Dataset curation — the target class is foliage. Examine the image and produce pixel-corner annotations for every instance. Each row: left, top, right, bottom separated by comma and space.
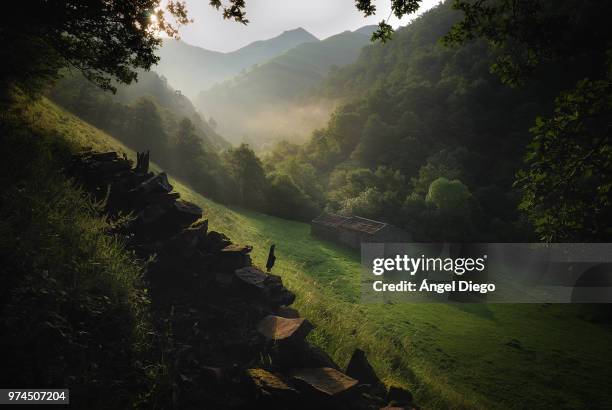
223, 143, 268, 207
355, 0, 422, 42
445, 0, 612, 86
265, 173, 320, 221
268, 3, 545, 241
50, 72, 234, 202
516, 79, 612, 241
0, 0, 191, 94
444, 0, 612, 241
426, 177, 471, 214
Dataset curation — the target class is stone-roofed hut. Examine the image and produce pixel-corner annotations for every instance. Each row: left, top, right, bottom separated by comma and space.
311, 213, 410, 250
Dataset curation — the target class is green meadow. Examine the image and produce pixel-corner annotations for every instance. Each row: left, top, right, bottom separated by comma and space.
28, 98, 612, 409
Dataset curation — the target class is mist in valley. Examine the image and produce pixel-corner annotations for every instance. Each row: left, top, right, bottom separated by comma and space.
153, 26, 377, 149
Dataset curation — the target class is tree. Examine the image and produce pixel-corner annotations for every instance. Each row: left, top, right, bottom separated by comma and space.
426, 177, 472, 215
444, 0, 612, 86
265, 173, 319, 221
0, 0, 191, 95
127, 98, 168, 154
208, 117, 218, 131
413, 150, 463, 195
175, 118, 202, 158
351, 114, 397, 167
516, 80, 612, 241
223, 144, 267, 206
425, 177, 475, 241
354, 0, 422, 42
444, 0, 612, 241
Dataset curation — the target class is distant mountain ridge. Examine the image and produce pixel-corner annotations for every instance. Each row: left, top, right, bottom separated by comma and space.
154, 28, 319, 99
195, 27, 375, 147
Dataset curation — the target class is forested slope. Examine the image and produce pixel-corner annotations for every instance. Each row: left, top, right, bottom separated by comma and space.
265, 2, 584, 241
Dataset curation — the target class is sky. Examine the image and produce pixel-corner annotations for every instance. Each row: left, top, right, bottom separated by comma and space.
174, 0, 441, 52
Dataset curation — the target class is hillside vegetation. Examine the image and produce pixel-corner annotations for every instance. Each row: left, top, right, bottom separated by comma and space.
0, 94, 167, 408
24, 97, 612, 409
263, 1, 612, 243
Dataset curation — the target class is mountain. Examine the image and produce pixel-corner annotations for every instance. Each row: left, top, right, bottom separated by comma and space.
353, 24, 378, 36
195, 27, 375, 148
154, 28, 319, 100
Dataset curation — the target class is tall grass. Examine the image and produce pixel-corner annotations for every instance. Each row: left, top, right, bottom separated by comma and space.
0, 94, 167, 408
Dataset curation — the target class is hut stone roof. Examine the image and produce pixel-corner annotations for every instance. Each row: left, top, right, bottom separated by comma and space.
312, 213, 388, 235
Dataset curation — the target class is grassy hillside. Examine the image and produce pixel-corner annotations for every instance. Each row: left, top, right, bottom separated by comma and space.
25, 98, 612, 409
0, 96, 167, 408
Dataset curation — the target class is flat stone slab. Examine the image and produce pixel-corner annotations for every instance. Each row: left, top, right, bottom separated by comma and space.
221, 244, 253, 254
276, 306, 300, 318
235, 266, 268, 289
292, 367, 358, 396
346, 348, 382, 387
256, 315, 312, 342
246, 368, 297, 395
132, 172, 173, 195
234, 267, 295, 307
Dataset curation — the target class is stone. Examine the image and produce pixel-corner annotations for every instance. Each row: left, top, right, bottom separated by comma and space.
137, 203, 170, 226
135, 200, 201, 239
213, 244, 253, 272
90, 151, 119, 161
222, 244, 253, 254
201, 231, 232, 252
163, 219, 209, 259
234, 267, 295, 307
346, 349, 383, 388
266, 244, 276, 272
142, 192, 181, 205
276, 306, 300, 318
299, 344, 340, 370
201, 366, 225, 385
131, 172, 173, 195
127, 192, 180, 212
246, 368, 297, 398
234, 266, 268, 289
263, 275, 296, 307
214, 272, 234, 287
135, 151, 150, 174
91, 156, 131, 175
256, 315, 313, 342
387, 386, 413, 406
165, 200, 203, 228
292, 368, 358, 397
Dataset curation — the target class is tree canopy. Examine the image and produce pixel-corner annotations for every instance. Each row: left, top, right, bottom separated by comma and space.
1, 1, 191, 94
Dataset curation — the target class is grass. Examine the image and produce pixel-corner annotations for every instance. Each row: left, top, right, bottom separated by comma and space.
0, 95, 170, 408
22, 97, 612, 409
